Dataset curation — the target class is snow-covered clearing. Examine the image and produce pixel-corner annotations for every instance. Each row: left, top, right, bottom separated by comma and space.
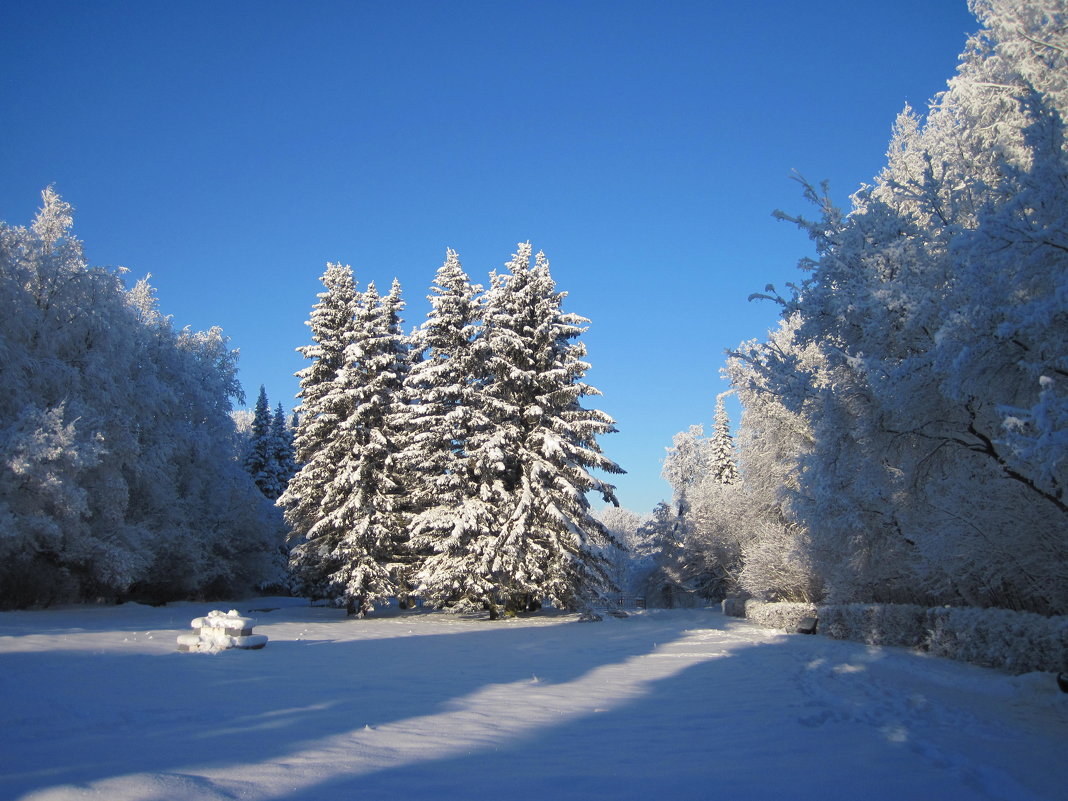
1, 599, 1065, 801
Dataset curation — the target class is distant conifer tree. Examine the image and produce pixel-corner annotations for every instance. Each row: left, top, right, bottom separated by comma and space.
243, 385, 273, 494
708, 393, 739, 485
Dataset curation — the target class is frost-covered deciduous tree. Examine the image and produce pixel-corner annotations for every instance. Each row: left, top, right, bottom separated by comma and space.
729, 0, 1068, 613
475, 243, 624, 616
0, 189, 281, 606
661, 425, 709, 519
594, 506, 647, 598
658, 396, 745, 601
727, 318, 835, 604
231, 408, 255, 457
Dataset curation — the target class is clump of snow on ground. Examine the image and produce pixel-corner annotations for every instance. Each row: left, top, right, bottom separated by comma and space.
1, 599, 1066, 801
178, 609, 266, 653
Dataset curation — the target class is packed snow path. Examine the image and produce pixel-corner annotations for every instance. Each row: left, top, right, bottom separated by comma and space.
1, 600, 1065, 801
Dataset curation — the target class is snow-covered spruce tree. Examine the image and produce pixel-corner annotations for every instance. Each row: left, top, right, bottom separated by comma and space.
244, 393, 297, 502
291, 280, 412, 616
263, 402, 296, 501
376, 278, 418, 603
708, 392, 739, 485
279, 262, 360, 597
474, 243, 624, 617
243, 385, 273, 494
400, 250, 500, 610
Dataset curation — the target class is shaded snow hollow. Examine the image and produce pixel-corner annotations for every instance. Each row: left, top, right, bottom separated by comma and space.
1, 599, 1066, 801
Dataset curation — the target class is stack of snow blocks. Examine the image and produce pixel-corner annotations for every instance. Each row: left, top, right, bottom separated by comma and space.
177, 609, 268, 653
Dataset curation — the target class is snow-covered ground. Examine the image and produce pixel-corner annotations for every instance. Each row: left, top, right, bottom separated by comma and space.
2, 599, 1065, 801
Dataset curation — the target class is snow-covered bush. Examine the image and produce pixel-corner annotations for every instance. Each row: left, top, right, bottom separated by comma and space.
925, 606, 1068, 675
743, 600, 818, 632
743, 600, 1068, 674
721, 597, 747, 617
817, 604, 927, 648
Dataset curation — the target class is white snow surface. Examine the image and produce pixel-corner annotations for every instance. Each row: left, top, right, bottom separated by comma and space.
1, 599, 1066, 801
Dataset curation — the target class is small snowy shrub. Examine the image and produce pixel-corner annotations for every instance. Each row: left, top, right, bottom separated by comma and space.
817, 604, 927, 647
925, 607, 1068, 674
743, 600, 818, 631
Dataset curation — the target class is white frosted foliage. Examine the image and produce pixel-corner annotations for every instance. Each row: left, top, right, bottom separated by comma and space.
721, 0, 1068, 614
0, 189, 282, 606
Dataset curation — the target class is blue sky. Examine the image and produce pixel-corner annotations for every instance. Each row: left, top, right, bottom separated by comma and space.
1, 1, 977, 515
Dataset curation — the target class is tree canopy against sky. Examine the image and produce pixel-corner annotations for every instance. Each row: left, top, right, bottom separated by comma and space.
0, 1, 980, 514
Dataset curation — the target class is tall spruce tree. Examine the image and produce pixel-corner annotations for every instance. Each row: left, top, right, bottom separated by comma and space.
475, 243, 624, 616
303, 280, 411, 616
401, 250, 499, 609
279, 262, 359, 597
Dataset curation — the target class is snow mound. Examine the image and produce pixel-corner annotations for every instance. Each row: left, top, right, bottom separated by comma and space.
178, 609, 266, 653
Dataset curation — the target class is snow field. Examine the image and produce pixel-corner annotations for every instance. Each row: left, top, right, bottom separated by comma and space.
2, 599, 1066, 800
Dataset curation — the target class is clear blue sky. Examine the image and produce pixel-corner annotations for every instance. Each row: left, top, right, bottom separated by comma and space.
1, 1, 977, 515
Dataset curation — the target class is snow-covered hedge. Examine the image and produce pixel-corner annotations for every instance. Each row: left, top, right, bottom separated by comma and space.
818, 604, 927, 648
739, 601, 1068, 674
742, 600, 818, 632
924, 606, 1068, 675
